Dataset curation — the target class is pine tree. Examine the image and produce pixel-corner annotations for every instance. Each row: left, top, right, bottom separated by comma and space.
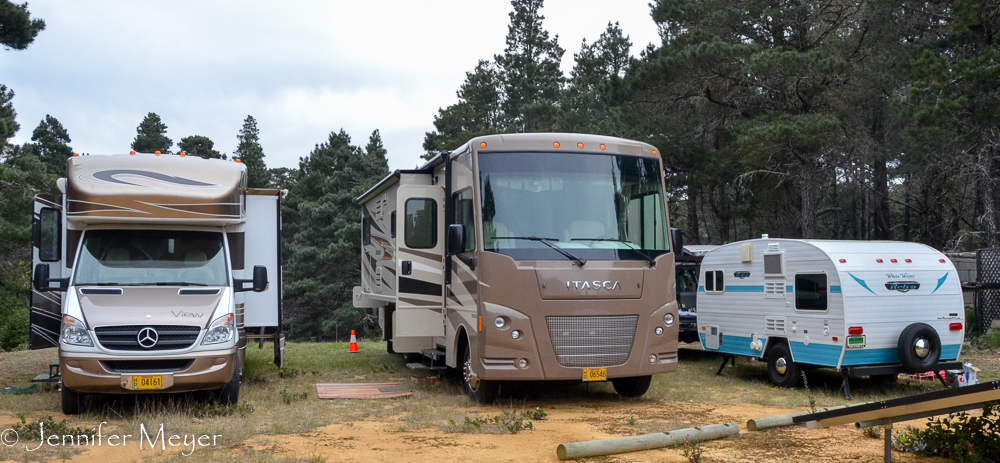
422, 60, 504, 158
29, 114, 71, 176
560, 22, 633, 132
233, 115, 268, 188
496, 0, 565, 132
0, 0, 46, 50
131, 112, 172, 153
282, 129, 388, 340
0, 84, 17, 153
178, 135, 225, 160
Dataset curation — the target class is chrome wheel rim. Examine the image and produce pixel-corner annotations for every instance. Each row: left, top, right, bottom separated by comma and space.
775, 357, 788, 376
914, 338, 930, 359
463, 352, 479, 390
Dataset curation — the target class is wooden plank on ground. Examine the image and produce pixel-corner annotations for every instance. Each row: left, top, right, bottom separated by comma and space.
315, 382, 413, 399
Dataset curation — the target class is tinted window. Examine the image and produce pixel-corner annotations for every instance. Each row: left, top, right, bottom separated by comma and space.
704, 270, 724, 293
39, 208, 61, 262
74, 230, 228, 286
390, 211, 396, 238
795, 274, 828, 311
454, 189, 475, 252
363, 216, 372, 246
405, 198, 437, 249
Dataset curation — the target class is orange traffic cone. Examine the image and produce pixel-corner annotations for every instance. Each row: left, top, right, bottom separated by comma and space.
349, 330, 359, 353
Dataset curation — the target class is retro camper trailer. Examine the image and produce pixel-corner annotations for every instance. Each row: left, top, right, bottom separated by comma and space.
696, 238, 965, 389
353, 133, 681, 402
30, 153, 284, 414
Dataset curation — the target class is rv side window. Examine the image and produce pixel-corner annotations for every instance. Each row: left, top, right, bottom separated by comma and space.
704, 270, 724, 293
405, 198, 437, 249
390, 211, 396, 238
38, 208, 61, 262
362, 216, 372, 246
795, 274, 828, 311
453, 188, 475, 252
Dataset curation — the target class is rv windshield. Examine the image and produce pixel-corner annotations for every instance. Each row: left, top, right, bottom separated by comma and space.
74, 230, 228, 286
479, 151, 668, 262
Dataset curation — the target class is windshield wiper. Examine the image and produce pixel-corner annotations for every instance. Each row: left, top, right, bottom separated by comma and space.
154, 282, 208, 286
570, 238, 657, 267
496, 236, 586, 266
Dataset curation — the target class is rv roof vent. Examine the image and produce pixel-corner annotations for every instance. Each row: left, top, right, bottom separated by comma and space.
767, 242, 780, 252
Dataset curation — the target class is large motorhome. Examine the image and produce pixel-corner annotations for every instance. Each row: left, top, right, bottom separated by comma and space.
30, 153, 284, 414
353, 133, 680, 402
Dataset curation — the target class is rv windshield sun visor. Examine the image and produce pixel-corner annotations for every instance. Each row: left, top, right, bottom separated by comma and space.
65, 154, 247, 225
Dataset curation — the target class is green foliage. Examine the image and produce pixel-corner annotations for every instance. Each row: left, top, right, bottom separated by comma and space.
893, 404, 1000, 462
28, 114, 72, 176
190, 402, 254, 418
423, 60, 505, 158
0, 0, 45, 51
0, 84, 17, 151
982, 330, 1000, 349
233, 115, 268, 188
131, 112, 173, 153
447, 408, 546, 434
560, 22, 633, 133
10, 414, 96, 441
178, 135, 225, 160
681, 438, 703, 463
861, 425, 882, 439
279, 387, 308, 405
282, 129, 388, 340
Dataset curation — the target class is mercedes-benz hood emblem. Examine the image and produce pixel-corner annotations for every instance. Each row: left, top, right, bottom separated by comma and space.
137, 327, 159, 348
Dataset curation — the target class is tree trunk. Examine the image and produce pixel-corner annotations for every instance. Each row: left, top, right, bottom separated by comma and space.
799, 162, 817, 239
687, 182, 700, 244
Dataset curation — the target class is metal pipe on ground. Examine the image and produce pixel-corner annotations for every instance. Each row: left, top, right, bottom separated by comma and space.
747, 405, 853, 431
556, 423, 739, 460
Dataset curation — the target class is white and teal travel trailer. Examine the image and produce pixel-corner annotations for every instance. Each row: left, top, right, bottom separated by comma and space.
696, 238, 965, 393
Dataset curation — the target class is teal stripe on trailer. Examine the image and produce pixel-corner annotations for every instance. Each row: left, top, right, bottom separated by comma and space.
840, 344, 963, 366
726, 285, 764, 292
788, 342, 843, 367
830, 286, 842, 293
699, 333, 767, 358
941, 344, 961, 361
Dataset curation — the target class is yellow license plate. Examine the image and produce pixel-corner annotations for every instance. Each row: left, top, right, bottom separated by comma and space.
582, 368, 607, 382
127, 375, 162, 390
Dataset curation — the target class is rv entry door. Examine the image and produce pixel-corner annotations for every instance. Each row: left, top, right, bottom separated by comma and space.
395, 180, 445, 337
30, 194, 64, 349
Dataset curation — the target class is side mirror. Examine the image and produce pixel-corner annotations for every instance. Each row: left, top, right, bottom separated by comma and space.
33, 263, 50, 291
447, 224, 465, 255
671, 228, 684, 254
252, 265, 268, 292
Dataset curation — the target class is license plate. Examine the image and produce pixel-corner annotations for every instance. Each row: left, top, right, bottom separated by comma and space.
846, 336, 866, 349
582, 368, 607, 382
123, 375, 163, 390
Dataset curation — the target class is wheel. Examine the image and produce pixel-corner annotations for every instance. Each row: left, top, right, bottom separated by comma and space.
897, 323, 941, 373
766, 343, 801, 387
461, 344, 499, 403
61, 383, 82, 415
611, 375, 652, 398
216, 366, 241, 405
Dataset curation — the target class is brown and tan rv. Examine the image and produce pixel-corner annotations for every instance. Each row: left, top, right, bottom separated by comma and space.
354, 133, 680, 402
30, 153, 284, 414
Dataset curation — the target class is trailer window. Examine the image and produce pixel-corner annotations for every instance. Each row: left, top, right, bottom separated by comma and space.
390, 211, 396, 238
38, 208, 61, 262
795, 274, 828, 311
704, 270, 724, 293
454, 189, 475, 252
405, 198, 437, 249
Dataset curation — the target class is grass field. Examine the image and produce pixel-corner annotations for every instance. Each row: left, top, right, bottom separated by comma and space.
0, 341, 996, 462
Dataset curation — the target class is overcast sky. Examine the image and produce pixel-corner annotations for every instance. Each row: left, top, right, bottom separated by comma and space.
2, 1, 661, 171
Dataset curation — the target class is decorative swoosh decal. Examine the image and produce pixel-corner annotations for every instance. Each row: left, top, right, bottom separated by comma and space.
80, 169, 218, 188
932, 272, 949, 294
848, 272, 877, 295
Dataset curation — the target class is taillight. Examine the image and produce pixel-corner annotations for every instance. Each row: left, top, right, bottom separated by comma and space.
848, 326, 863, 335
950, 323, 963, 331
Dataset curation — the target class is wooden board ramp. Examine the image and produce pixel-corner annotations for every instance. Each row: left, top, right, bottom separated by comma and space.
315, 382, 413, 399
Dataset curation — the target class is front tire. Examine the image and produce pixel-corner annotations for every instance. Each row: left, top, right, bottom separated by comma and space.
461, 344, 499, 403
216, 366, 241, 406
611, 375, 652, 398
61, 383, 81, 415
767, 343, 801, 387
897, 323, 941, 373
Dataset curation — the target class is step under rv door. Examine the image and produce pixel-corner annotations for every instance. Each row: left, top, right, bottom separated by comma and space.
394, 181, 445, 337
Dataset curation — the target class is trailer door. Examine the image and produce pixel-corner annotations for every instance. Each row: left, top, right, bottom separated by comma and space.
30, 195, 64, 349
395, 181, 445, 337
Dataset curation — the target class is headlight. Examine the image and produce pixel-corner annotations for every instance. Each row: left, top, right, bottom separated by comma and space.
61, 315, 93, 347
494, 317, 506, 329
664, 313, 675, 326
202, 314, 234, 345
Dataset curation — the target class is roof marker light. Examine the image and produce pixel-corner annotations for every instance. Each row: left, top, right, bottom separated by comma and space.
891, 258, 898, 263
480, 142, 487, 149
72, 153, 79, 157
235, 159, 242, 163
154, 151, 161, 155
940, 259, 946, 263
876, 259, 883, 263
577, 142, 584, 149
600, 144, 606, 150
652, 150, 658, 156
129, 150, 136, 155
553, 142, 560, 148
179, 151, 187, 157
905, 258, 912, 263
839, 259, 846, 263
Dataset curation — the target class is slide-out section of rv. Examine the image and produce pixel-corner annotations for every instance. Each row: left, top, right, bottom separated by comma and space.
696, 238, 964, 389
30, 153, 283, 414
354, 133, 680, 402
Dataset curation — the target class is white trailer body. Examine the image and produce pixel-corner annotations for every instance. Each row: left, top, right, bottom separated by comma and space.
697, 239, 965, 385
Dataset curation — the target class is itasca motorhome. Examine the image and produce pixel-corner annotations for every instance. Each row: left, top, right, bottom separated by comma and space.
353, 133, 680, 402
30, 153, 284, 414
696, 238, 964, 391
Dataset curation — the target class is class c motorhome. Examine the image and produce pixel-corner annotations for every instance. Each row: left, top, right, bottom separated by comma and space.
30, 153, 284, 414
696, 238, 965, 391
354, 133, 681, 402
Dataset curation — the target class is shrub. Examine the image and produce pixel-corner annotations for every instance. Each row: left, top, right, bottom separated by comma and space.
893, 403, 1000, 463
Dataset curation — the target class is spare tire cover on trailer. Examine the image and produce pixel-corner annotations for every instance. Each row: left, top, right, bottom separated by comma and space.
897, 323, 941, 373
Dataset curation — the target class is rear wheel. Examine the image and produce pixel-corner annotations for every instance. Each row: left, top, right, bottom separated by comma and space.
216, 366, 241, 406
61, 383, 81, 415
767, 343, 801, 387
461, 343, 499, 403
611, 375, 652, 398
897, 323, 941, 373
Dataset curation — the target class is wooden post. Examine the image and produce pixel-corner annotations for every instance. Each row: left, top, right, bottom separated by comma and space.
884, 422, 892, 463
556, 423, 739, 460
746, 405, 852, 431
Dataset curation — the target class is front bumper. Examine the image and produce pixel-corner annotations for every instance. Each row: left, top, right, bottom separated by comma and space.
60, 348, 236, 394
